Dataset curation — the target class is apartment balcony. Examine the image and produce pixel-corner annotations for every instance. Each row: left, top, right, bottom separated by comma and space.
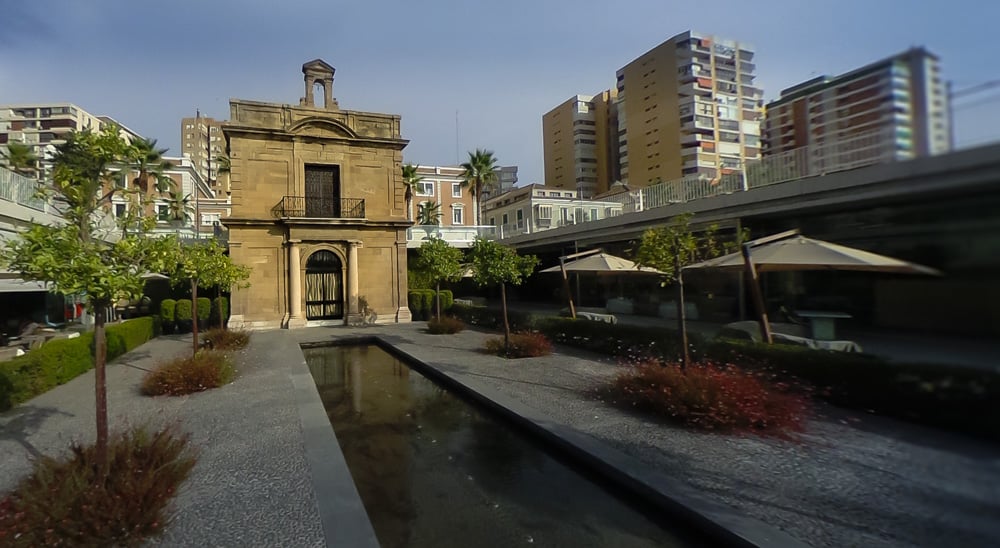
406, 225, 496, 248
270, 196, 366, 219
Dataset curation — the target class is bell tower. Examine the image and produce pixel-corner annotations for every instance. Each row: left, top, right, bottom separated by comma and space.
300, 59, 339, 110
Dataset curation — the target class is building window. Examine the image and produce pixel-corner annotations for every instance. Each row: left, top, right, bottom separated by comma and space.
416, 181, 434, 196
452, 183, 463, 198
201, 213, 221, 226
452, 206, 463, 225
537, 205, 552, 220
590, 208, 599, 220
114, 203, 126, 218
502, 213, 509, 226
157, 205, 169, 221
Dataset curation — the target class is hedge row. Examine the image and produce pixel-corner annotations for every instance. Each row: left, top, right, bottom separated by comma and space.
0, 316, 160, 411
160, 297, 228, 333
452, 304, 1000, 441
407, 290, 453, 321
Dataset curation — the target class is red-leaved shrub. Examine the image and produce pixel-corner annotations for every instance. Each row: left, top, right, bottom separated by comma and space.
202, 327, 250, 351
0, 425, 197, 547
485, 332, 553, 358
427, 316, 465, 334
141, 350, 234, 396
609, 360, 810, 435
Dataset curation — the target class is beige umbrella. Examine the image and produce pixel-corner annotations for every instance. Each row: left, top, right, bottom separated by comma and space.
541, 251, 663, 318
683, 235, 941, 275
683, 230, 941, 343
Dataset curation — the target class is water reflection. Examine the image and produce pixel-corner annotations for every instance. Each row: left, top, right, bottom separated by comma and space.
304, 344, 688, 548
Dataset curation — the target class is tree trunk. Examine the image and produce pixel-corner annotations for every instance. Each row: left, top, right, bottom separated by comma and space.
501, 281, 510, 353
435, 280, 442, 321
475, 180, 482, 226
674, 247, 691, 371
191, 280, 199, 356
94, 303, 109, 468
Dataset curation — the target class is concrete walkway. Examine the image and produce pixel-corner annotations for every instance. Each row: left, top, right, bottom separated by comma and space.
0, 333, 375, 547
297, 323, 1000, 548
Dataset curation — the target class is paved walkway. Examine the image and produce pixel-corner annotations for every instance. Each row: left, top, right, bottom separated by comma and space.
297, 323, 1000, 548
0, 333, 354, 547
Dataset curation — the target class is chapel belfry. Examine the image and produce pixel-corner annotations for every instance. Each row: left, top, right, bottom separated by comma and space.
300, 59, 339, 110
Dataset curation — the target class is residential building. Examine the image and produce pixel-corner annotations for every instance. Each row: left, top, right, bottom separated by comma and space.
542, 90, 619, 197
0, 103, 137, 181
763, 47, 950, 161
492, 165, 519, 196
407, 164, 490, 248
180, 115, 226, 190
223, 59, 411, 328
482, 184, 624, 239
616, 31, 764, 187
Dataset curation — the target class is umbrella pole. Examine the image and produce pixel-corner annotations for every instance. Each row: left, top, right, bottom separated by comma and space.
560, 258, 576, 319
741, 243, 773, 344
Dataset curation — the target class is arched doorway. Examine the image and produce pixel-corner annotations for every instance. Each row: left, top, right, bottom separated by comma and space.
305, 250, 343, 320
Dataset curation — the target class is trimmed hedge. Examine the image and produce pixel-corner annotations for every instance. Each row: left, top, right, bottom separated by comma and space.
0, 317, 159, 411
436, 290, 454, 313
210, 297, 229, 328
407, 289, 439, 320
452, 304, 1000, 441
175, 299, 192, 333
159, 299, 176, 324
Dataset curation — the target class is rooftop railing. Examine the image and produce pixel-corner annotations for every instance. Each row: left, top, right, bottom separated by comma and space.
0, 168, 46, 211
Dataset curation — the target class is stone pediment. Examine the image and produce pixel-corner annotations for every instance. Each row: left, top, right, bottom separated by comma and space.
288, 117, 358, 140
302, 59, 335, 73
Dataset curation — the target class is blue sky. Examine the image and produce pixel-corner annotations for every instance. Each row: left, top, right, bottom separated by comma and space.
2, 0, 996, 183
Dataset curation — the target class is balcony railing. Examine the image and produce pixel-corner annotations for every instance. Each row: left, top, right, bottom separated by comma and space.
271, 196, 366, 219
406, 225, 496, 248
0, 167, 46, 211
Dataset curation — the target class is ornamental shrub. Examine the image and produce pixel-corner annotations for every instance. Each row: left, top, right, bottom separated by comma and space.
0, 425, 196, 547
608, 360, 810, 435
141, 350, 234, 397
427, 317, 465, 334
159, 299, 176, 334
484, 332, 553, 359
174, 299, 192, 333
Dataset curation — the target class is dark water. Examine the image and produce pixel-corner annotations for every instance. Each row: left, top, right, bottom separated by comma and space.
304, 344, 691, 548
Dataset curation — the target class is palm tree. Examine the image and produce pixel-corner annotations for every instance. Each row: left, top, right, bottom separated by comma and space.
416, 201, 442, 226
1, 142, 39, 176
130, 138, 175, 194
459, 149, 498, 226
165, 190, 194, 226
401, 164, 423, 221
214, 153, 231, 174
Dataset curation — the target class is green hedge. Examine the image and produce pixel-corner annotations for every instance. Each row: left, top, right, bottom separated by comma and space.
175, 299, 192, 321
407, 289, 439, 320
160, 299, 176, 333
436, 290, 454, 313
0, 317, 159, 411
196, 297, 211, 322
210, 297, 229, 328
452, 304, 1000, 441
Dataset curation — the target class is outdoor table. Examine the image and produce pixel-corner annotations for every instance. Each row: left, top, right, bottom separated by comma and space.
795, 310, 852, 341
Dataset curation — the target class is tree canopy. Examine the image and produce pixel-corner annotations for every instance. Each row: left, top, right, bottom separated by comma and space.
468, 237, 537, 288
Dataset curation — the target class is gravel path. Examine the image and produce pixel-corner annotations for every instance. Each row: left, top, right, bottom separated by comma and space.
297, 323, 1000, 548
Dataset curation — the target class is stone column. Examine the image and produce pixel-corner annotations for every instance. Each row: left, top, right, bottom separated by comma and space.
288, 240, 303, 322
395, 239, 412, 323
346, 240, 361, 324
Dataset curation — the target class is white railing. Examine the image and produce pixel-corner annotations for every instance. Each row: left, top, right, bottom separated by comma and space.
605, 128, 898, 214
407, 225, 497, 248
0, 167, 46, 211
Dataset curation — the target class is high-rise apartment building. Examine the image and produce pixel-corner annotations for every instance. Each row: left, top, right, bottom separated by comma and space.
616, 31, 764, 187
180, 115, 226, 188
763, 47, 950, 160
0, 103, 139, 180
542, 90, 619, 197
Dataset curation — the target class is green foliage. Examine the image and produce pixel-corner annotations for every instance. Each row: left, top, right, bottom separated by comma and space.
633, 213, 738, 283
437, 289, 454, 312
167, 239, 251, 294
419, 290, 435, 319
141, 351, 234, 396
175, 299, 192, 322
159, 299, 176, 323
484, 333, 553, 358
401, 164, 422, 208
407, 267, 434, 290
0, 318, 158, 411
1, 141, 39, 175
468, 237, 538, 288
0, 425, 196, 546
450, 303, 540, 331
196, 298, 211, 321
413, 239, 464, 287
407, 291, 423, 318
416, 201, 442, 226
427, 317, 465, 334
460, 148, 499, 225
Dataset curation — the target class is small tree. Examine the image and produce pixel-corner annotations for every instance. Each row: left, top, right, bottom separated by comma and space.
633, 213, 742, 369
1, 141, 39, 176
468, 237, 538, 350
1, 126, 175, 465
413, 238, 464, 320
416, 201, 442, 226
167, 238, 251, 356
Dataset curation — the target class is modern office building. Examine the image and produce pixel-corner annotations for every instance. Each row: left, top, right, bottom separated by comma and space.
0, 103, 138, 180
763, 47, 950, 160
542, 90, 619, 197
615, 31, 764, 187
180, 115, 226, 190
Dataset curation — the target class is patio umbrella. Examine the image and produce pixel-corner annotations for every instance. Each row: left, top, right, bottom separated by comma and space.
541, 251, 663, 318
683, 230, 941, 343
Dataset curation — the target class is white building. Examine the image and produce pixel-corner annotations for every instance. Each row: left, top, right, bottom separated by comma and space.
482, 184, 624, 239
